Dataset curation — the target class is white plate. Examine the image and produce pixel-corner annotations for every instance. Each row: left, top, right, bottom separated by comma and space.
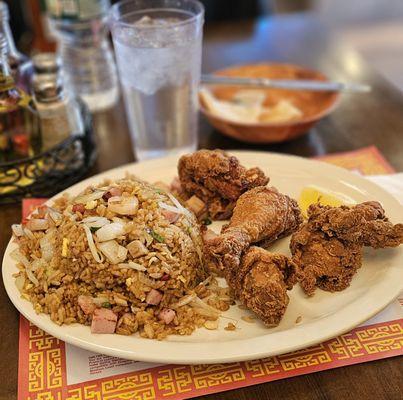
3, 151, 403, 364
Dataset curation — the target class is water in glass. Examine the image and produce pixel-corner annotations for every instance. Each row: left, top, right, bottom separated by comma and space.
111, 3, 203, 160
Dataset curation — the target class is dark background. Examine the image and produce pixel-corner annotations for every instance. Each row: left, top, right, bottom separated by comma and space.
5, 0, 312, 55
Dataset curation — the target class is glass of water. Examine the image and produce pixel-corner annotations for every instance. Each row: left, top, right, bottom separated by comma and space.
109, 0, 204, 160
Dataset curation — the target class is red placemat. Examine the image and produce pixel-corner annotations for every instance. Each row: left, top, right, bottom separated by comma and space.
17, 146, 402, 400
315, 145, 396, 174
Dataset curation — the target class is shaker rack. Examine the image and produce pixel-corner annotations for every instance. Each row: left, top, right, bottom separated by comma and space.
0, 103, 96, 204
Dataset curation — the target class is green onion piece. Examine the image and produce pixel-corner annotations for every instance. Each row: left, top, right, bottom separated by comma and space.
150, 229, 165, 243
101, 302, 112, 309
202, 218, 212, 225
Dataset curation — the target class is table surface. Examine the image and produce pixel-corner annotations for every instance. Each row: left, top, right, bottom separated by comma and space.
1, 13, 402, 400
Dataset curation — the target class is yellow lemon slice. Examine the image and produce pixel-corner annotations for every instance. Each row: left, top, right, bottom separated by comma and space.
299, 185, 355, 218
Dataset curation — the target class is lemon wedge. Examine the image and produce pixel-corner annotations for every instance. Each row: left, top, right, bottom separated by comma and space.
299, 185, 355, 218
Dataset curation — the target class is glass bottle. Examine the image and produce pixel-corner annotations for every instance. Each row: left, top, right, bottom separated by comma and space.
0, 34, 42, 162
0, 1, 29, 88
45, 0, 119, 112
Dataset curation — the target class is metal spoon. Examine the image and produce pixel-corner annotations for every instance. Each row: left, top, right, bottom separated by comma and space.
201, 74, 371, 93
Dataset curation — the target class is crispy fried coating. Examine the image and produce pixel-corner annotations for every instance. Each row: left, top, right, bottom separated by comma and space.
203, 186, 302, 325
291, 226, 362, 295
291, 202, 403, 295
226, 246, 298, 326
307, 201, 403, 248
178, 149, 269, 219
205, 186, 303, 271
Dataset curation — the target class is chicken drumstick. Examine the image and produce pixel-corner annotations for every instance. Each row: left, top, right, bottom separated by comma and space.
205, 186, 303, 271
227, 246, 298, 326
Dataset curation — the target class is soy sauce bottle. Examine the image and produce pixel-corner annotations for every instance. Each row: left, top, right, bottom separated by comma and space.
0, 34, 42, 162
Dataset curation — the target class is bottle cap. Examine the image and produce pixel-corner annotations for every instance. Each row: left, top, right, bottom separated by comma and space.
33, 74, 64, 102
0, 2, 9, 20
32, 53, 61, 75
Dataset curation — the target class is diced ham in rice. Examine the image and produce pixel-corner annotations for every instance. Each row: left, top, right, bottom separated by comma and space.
161, 209, 179, 224
91, 308, 118, 334
78, 295, 96, 315
72, 204, 85, 213
11, 176, 224, 341
158, 308, 176, 324
146, 289, 163, 305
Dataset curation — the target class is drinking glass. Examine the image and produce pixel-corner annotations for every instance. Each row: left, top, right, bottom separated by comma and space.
109, 0, 204, 160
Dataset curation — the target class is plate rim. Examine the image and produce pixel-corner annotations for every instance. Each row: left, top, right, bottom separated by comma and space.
3, 150, 403, 364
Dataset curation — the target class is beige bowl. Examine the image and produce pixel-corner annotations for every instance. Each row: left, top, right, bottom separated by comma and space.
199, 63, 340, 143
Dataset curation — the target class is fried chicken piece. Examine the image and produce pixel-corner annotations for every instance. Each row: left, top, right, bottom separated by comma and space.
291, 226, 363, 295
178, 149, 269, 219
308, 201, 403, 248
290, 202, 403, 295
205, 186, 303, 271
226, 246, 298, 326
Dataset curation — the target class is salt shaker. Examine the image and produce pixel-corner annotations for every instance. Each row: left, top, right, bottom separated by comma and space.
33, 73, 84, 150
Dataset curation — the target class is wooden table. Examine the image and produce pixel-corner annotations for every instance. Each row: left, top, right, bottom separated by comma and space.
1, 13, 402, 400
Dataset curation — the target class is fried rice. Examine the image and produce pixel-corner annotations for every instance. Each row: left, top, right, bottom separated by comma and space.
11, 177, 231, 340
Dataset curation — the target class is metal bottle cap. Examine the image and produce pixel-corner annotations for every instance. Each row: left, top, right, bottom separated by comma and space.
33, 74, 64, 102
32, 53, 61, 75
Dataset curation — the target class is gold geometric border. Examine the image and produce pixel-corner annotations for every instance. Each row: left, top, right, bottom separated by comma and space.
19, 317, 402, 400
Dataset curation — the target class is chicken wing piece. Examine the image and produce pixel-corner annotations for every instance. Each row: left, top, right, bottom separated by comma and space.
290, 226, 363, 296
227, 246, 298, 326
307, 201, 403, 247
205, 186, 303, 271
178, 149, 269, 220
290, 201, 403, 295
